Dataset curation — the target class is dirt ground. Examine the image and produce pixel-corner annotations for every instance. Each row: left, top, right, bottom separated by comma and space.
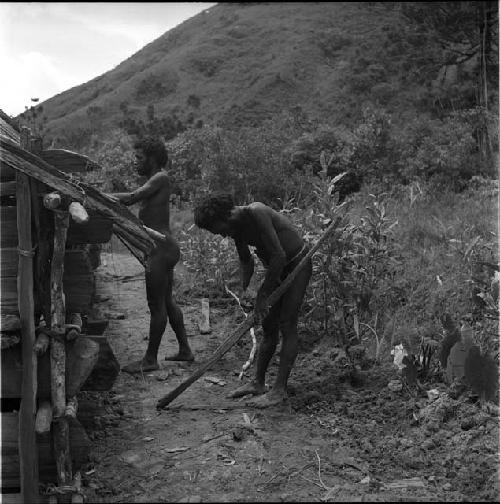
80, 251, 499, 503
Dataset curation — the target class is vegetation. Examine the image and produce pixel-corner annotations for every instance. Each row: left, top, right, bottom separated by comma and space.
10, 2, 498, 392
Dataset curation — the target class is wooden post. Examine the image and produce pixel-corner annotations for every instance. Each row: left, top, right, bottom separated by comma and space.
17, 126, 39, 503
50, 209, 73, 487
199, 298, 211, 334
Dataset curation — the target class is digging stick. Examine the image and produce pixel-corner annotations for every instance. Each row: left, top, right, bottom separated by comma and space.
156, 214, 343, 410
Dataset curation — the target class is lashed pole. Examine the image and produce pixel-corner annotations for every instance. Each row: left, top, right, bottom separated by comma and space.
17, 127, 39, 503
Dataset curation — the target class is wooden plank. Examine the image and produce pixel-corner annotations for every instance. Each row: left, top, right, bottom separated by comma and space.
0, 314, 21, 332
16, 127, 39, 503
2, 412, 90, 490
1, 247, 18, 276
0, 113, 20, 144
40, 149, 102, 173
1, 135, 156, 254
0, 277, 18, 315
0, 180, 17, 195
0, 494, 25, 504
0, 206, 18, 247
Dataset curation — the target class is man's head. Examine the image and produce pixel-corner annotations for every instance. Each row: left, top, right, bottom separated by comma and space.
133, 137, 168, 175
193, 193, 235, 237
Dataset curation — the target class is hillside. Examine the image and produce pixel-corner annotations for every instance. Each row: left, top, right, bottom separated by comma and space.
28, 2, 468, 148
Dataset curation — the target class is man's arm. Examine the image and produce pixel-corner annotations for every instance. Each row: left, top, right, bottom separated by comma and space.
235, 237, 254, 290
110, 173, 167, 206
251, 207, 287, 313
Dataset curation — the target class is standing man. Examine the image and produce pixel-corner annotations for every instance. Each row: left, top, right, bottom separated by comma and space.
193, 193, 312, 408
111, 137, 194, 373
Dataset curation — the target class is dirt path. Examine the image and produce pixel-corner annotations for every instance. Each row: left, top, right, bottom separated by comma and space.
81, 252, 499, 503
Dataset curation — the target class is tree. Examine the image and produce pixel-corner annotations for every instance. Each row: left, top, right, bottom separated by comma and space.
402, 1, 498, 164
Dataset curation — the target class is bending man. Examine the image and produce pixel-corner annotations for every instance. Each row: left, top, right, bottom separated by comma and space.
194, 193, 311, 408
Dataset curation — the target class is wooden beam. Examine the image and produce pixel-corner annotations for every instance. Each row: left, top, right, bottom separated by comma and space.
2, 412, 90, 491
16, 126, 39, 503
0, 206, 18, 247
0, 180, 17, 196
0, 313, 21, 331
40, 148, 102, 173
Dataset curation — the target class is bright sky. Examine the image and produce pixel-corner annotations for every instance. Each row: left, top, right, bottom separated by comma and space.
0, 2, 216, 117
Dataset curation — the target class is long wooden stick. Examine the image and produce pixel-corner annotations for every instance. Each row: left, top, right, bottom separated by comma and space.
16, 127, 39, 503
156, 215, 343, 410
50, 210, 73, 485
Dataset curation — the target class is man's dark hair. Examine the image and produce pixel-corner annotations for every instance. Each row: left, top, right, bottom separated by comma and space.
134, 137, 168, 167
193, 193, 234, 229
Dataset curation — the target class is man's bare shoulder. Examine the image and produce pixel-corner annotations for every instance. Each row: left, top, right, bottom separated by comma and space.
247, 202, 274, 215
149, 171, 170, 183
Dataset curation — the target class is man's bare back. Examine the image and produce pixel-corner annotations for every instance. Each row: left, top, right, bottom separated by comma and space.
137, 171, 171, 234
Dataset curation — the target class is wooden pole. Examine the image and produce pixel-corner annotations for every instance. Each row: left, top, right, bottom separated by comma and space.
156, 215, 344, 409
17, 126, 40, 503
50, 209, 73, 487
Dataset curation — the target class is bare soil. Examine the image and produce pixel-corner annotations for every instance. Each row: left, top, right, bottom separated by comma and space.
80, 252, 499, 503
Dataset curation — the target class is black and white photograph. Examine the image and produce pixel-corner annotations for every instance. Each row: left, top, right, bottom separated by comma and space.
0, 2, 498, 502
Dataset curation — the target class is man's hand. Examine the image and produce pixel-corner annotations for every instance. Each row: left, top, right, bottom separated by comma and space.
239, 259, 254, 291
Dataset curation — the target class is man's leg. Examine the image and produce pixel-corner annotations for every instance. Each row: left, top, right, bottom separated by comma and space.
247, 259, 312, 407
228, 303, 280, 398
122, 252, 167, 373
165, 269, 194, 361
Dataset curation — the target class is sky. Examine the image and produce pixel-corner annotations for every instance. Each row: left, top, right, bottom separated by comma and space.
0, 2, 216, 117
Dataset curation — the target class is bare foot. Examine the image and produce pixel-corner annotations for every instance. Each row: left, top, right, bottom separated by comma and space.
227, 381, 266, 399
164, 352, 194, 362
121, 359, 159, 374
245, 391, 287, 408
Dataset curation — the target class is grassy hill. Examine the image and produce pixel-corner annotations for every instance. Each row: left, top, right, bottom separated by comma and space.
30, 2, 473, 148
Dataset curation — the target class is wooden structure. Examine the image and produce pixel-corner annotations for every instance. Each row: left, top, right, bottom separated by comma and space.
0, 115, 160, 503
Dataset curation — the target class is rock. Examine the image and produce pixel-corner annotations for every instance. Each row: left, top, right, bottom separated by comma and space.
460, 418, 475, 430
443, 482, 452, 491
388, 379, 403, 392
426, 389, 440, 401
232, 427, 246, 442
